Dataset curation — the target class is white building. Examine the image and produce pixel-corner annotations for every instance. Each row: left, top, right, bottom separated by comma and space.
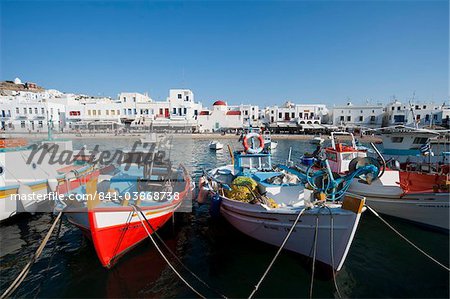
384, 100, 448, 128
332, 102, 384, 129
264, 101, 328, 125
0, 94, 66, 132
197, 101, 243, 132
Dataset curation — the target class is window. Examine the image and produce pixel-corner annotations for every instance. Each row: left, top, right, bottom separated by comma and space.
133, 97, 136, 102
186, 96, 189, 101
123, 97, 126, 102
423, 105, 426, 109
291, 112, 295, 118
127, 109, 132, 115
133, 109, 137, 115
278, 112, 282, 119
38, 121, 43, 128
413, 137, 428, 144
16, 108, 19, 114
245, 110, 248, 115
98, 110, 101, 115
391, 107, 395, 111
106, 110, 109, 115
392, 137, 404, 143
111, 110, 115, 115
397, 107, 400, 111
299, 112, 303, 118
123, 109, 127, 115
173, 108, 177, 114
370, 115, 376, 122
425, 114, 430, 121
326, 152, 337, 161
34, 108, 38, 114
21, 121, 25, 128
41, 108, 45, 114
358, 116, 363, 122
433, 114, 438, 120
29, 108, 32, 114
88, 110, 91, 116
340, 116, 345, 121
194, 110, 198, 116
117, 110, 120, 115
415, 105, 419, 110
23, 108, 27, 114
347, 116, 351, 122
393, 115, 405, 123
93, 110, 97, 116
184, 108, 187, 115
178, 94, 182, 99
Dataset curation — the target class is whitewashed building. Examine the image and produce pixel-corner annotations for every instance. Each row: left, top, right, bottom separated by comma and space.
384, 100, 448, 127
197, 101, 243, 132
332, 102, 384, 129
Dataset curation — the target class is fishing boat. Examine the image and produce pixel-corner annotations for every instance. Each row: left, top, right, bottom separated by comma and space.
64, 142, 192, 268
209, 140, 224, 150
200, 130, 378, 271
0, 134, 102, 222
295, 131, 450, 231
310, 134, 325, 145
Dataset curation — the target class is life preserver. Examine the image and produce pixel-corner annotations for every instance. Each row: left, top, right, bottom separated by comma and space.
243, 133, 264, 154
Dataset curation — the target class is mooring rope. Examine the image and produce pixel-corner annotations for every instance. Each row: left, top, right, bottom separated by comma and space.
133, 205, 228, 299
247, 207, 307, 299
1, 211, 63, 299
131, 205, 208, 299
327, 207, 342, 299
32, 215, 63, 299
309, 215, 319, 299
366, 205, 450, 272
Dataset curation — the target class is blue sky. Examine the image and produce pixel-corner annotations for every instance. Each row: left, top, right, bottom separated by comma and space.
1, 1, 448, 106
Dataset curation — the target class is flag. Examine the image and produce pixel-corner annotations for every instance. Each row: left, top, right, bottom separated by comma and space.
420, 141, 433, 156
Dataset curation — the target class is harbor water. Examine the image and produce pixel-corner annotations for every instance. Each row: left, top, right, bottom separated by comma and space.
0, 138, 448, 298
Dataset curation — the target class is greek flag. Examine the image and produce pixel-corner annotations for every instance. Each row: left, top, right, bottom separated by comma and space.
420, 142, 433, 156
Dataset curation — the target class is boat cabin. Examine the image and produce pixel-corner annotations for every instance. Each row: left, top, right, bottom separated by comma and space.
325, 132, 367, 174
234, 152, 272, 175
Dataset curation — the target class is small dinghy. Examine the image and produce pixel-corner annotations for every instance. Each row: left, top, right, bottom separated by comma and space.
64, 141, 192, 268
200, 130, 378, 271
209, 140, 224, 150
310, 134, 324, 145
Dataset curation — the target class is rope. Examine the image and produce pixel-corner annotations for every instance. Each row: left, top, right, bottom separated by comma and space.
134, 205, 228, 299
366, 205, 450, 272
131, 205, 207, 299
324, 206, 342, 299
309, 215, 319, 299
32, 215, 63, 298
0, 211, 63, 299
247, 207, 307, 299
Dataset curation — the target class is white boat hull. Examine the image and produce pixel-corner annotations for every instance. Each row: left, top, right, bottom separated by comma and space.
220, 198, 363, 271
348, 174, 449, 231
364, 193, 449, 230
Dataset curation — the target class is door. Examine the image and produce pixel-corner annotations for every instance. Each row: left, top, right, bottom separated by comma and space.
164, 108, 169, 118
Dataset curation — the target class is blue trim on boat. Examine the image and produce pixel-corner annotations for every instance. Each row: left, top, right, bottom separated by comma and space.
382, 148, 421, 156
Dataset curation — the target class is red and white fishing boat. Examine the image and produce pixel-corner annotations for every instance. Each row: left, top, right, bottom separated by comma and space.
297, 132, 450, 231
65, 150, 192, 268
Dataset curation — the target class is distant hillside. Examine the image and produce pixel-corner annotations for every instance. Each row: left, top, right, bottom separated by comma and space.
0, 80, 45, 93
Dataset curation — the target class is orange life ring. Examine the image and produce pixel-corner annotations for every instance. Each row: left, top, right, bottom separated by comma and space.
243, 133, 264, 154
